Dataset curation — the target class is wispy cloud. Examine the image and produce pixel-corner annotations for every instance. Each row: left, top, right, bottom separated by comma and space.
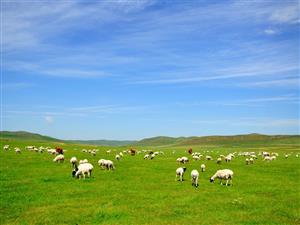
45, 116, 54, 124
239, 78, 299, 88
1, 82, 35, 90
264, 29, 277, 35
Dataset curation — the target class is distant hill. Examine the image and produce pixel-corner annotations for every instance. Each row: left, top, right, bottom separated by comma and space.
0, 131, 136, 146
69, 140, 136, 146
1, 131, 299, 147
0, 131, 61, 142
136, 133, 300, 146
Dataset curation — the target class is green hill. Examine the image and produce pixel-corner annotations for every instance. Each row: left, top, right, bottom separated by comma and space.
1, 131, 299, 147
0, 131, 135, 146
69, 140, 136, 146
0, 131, 61, 142
136, 133, 300, 147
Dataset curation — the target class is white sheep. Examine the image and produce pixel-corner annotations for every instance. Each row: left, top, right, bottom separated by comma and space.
79, 159, 88, 164
115, 154, 120, 161
15, 148, 21, 154
176, 157, 188, 164
216, 158, 222, 164
250, 158, 254, 164
74, 163, 94, 179
200, 164, 206, 172
70, 157, 77, 167
245, 158, 249, 165
144, 154, 150, 159
175, 167, 186, 182
191, 169, 199, 187
3, 145, 9, 151
98, 159, 115, 170
53, 154, 64, 163
263, 156, 272, 161
206, 156, 212, 160
193, 155, 200, 161
150, 154, 155, 160
210, 169, 233, 186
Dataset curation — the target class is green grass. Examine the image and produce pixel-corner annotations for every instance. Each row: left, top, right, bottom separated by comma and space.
0, 140, 299, 225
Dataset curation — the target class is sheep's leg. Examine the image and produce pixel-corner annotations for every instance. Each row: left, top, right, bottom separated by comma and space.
226, 179, 229, 186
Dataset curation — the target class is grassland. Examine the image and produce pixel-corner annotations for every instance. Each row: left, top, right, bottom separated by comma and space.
0, 139, 299, 225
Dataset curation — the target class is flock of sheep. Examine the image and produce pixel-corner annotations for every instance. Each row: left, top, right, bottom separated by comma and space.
3, 144, 299, 188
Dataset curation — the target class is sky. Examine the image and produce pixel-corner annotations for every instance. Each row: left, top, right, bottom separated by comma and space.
1, 0, 299, 140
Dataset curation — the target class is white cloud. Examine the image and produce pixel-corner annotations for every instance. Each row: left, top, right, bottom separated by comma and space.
269, 4, 299, 24
45, 116, 54, 124
264, 29, 277, 35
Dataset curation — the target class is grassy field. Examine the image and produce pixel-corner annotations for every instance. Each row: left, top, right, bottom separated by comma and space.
0, 140, 299, 225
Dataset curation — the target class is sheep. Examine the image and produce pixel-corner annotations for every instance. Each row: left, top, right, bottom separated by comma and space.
98, 159, 115, 170
70, 157, 77, 167
210, 169, 234, 186
115, 154, 121, 161
53, 154, 64, 163
73, 163, 94, 179
150, 154, 155, 160
206, 156, 212, 160
193, 155, 200, 161
3, 145, 10, 151
175, 167, 186, 182
216, 158, 222, 164
285, 154, 289, 159
191, 169, 199, 187
225, 156, 232, 163
144, 154, 150, 159
245, 158, 249, 165
200, 164, 206, 172
263, 156, 272, 161
176, 157, 188, 164
15, 148, 21, 154
250, 158, 254, 164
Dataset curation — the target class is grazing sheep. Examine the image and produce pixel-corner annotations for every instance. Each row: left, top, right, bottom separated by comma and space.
216, 158, 222, 164
15, 148, 21, 154
144, 154, 150, 159
191, 169, 199, 187
175, 167, 187, 182
53, 154, 64, 163
263, 156, 272, 161
245, 158, 249, 165
193, 155, 200, 161
115, 154, 121, 161
206, 156, 212, 160
98, 159, 115, 170
150, 154, 155, 160
74, 163, 94, 179
70, 157, 77, 167
285, 154, 289, 159
225, 156, 232, 163
200, 164, 206, 172
250, 158, 254, 164
210, 169, 233, 186
3, 145, 9, 151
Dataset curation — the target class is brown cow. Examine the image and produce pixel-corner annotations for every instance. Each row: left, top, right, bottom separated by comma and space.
55, 147, 64, 155
188, 148, 193, 155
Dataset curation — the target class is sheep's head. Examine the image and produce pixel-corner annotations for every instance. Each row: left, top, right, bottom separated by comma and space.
210, 177, 215, 182
183, 167, 187, 172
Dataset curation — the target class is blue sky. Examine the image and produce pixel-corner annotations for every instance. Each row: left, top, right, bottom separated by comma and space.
1, 0, 299, 140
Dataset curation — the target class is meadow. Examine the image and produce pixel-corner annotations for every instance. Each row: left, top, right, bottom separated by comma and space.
0, 140, 299, 225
